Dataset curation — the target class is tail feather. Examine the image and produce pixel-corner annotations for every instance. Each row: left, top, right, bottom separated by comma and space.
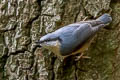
96, 13, 112, 24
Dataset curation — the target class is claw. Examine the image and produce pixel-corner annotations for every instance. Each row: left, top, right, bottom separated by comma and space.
75, 53, 91, 61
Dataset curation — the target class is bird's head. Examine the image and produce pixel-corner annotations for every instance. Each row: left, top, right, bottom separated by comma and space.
35, 33, 61, 51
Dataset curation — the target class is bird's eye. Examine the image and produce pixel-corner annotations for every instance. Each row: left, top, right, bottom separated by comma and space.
47, 39, 50, 41
58, 37, 62, 43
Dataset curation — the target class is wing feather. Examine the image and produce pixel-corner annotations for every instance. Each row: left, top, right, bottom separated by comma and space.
60, 23, 95, 56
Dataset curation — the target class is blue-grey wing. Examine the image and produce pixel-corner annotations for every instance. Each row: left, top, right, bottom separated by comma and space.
72, 23, 95, 51
56, 24, 81, 55
72, 23, 94, 44
59, 23, 95, 56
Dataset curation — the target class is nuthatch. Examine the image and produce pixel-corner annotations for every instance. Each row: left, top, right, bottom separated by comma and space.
36, 14, 112, 59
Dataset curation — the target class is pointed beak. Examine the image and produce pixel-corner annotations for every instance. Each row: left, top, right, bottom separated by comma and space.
35, 40, 42, 47
35, 41, 41, 44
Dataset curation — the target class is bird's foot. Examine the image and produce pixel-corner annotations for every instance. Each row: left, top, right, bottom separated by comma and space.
75, 56, 91, 61
75, 53, 91, 61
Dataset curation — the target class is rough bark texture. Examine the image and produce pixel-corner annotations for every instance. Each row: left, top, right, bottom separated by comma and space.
0, 0, 120, 80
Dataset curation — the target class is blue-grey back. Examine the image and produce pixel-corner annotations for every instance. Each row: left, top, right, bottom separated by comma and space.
57, 23, 94, 56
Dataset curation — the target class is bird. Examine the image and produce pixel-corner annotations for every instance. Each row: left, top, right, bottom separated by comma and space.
36, 13, 112, 60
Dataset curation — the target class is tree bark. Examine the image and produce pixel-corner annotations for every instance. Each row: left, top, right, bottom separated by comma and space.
0, 0, 120, 80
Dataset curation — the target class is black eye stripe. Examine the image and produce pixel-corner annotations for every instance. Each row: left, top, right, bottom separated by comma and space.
58, 37, 62, 42
40, 37, 60, 43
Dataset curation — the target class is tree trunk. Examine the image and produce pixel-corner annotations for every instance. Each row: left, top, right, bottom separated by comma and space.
0, 0, 120, 80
